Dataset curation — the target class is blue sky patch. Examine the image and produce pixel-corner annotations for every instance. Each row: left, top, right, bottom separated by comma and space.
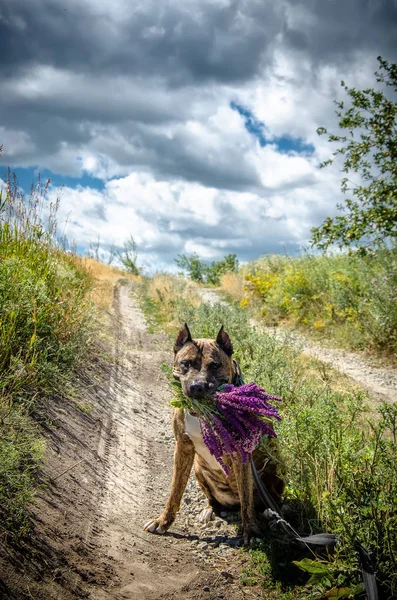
0, 166, 105, 195
231, 101, 314, 155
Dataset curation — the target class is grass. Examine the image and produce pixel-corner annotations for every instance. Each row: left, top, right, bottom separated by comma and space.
140, 273, 201, 331
81, 257, 141, 311
140, 275, 397, 599
220, 249, 397, 357
0, 173, 96, 538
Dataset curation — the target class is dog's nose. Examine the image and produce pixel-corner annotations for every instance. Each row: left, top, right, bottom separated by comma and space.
189, 381, 208, 397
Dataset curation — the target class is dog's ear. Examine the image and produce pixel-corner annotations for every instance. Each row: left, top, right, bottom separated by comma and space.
216, 325, 233, 356
174, 323, 192, 354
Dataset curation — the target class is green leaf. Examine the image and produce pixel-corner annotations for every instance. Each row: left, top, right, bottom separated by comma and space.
293, 558, 330, 574
169, 399, 185, 408
308, 572, 332, 586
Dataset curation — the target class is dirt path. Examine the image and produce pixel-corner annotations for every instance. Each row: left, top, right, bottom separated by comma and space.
0, 283, 257, 600
88, 284, 250, 600
260, 326, 397, 404
195, 287, 397, 404
88, 283, 257, 600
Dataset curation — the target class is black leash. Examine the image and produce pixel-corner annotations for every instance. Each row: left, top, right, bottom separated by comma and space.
231, 367, 379, 599
251, 461, 338, 550
355, 543, 379, 600
251, 460, 379, 600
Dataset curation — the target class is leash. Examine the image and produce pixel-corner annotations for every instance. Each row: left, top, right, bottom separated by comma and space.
251, 460, 379, 600
251, 461, 338, 551
230, 365, 379, 599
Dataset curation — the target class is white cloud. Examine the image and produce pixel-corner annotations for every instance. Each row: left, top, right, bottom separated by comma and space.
1, 0, 395, 269
51, 137, 343, 272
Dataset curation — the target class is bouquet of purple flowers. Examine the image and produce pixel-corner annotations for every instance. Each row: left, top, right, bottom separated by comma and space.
170, 382, 282, 475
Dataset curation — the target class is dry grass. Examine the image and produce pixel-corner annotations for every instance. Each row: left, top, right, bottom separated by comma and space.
145, 274, 200, 327
80, 258, 141, 310
219, 271, 245, 302
147, 274, 199, 305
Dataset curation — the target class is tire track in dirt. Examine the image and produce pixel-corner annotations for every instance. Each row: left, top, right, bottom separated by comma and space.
88, 283, 198, 599
86, 283, 249, 600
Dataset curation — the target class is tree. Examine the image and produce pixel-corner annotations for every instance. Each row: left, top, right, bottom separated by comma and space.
311, 56, 397, 252
175, 252, 239, 284
206, 253, 239, 285
175, 253, 207, 282
118, 235, 140, 275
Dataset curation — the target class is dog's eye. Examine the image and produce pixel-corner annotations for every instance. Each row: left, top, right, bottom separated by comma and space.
180, 360, 190, 370
209, 361, 220, 370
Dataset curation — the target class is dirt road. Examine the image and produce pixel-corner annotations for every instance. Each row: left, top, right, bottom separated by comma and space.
196, 287, 397, 404
0, 283, 253, 600
90, 284, 249, 600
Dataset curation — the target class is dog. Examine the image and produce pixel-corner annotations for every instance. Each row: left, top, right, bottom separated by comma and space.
144, 324, 285, 543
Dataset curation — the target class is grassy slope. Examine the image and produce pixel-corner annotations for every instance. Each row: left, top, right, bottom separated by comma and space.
220, 249, 397, 357
0, 178, 137, 540
141, 274, 397, 600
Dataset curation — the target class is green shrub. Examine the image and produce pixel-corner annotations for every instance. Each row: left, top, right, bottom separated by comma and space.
0, 175, 93, 536
242, 248, 397, 353
175, 252, 239, 285
142, 287, 397, 598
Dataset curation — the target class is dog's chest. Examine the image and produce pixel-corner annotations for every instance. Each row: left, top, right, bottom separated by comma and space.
184, 411, 222, 472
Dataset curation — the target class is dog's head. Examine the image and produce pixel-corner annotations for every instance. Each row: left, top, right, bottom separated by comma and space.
173, 323, 239, 400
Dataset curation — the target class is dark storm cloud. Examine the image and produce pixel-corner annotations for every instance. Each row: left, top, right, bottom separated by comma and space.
1, 0, 396, 184
3, 0, 393, 90
0, 0, 280, 83
283, 0, 397, 66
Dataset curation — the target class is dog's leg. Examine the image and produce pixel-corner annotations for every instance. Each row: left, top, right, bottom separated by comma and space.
232, 457, 262, 544
194, 459, 222, 523
144, 439, 195, 534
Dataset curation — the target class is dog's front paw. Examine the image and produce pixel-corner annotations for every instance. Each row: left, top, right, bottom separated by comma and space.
143, 517, 172, 534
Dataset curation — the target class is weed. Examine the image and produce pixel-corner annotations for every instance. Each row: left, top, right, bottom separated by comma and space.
226, 248, 397, 355
140, 284, 397, 598
0, 173, 93, 537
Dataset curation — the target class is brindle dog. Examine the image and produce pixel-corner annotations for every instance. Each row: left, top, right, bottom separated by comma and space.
144, 324, 285, 543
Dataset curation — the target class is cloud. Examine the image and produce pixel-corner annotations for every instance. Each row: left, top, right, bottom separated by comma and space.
51, 155, 342, 272
0, 0, 282, 82
0, 0, 395, 269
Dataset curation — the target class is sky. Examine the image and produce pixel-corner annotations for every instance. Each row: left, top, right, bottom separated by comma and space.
1, 0, 396, 272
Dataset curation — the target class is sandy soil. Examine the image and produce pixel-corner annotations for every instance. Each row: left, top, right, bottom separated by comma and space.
0, 284, 257, 600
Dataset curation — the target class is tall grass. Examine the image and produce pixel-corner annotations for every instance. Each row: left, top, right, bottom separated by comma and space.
141, 273, 200, 330
81, 257, 141, 311
141, 281, 397, 599
226, 249, 397, 355
0, 173, 93, 536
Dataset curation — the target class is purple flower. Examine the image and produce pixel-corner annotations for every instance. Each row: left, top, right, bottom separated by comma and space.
197, 382, 282, 475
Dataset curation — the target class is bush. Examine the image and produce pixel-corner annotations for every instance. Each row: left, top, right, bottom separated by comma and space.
241, 248, 397, 353
0, 174, 93, 536
141, 284, 397, 598
141, 273, 200, 330
175, 252, 239, 285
